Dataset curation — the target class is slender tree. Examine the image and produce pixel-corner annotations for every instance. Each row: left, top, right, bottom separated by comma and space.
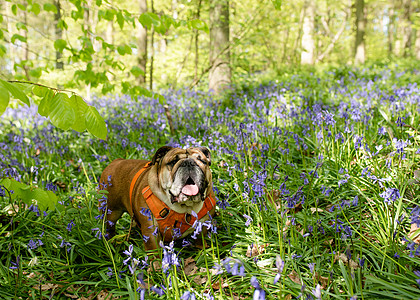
54, 0, 64, 70
137, 0, 147, 85
354, 0, 366, 64
209, 0, 231, 94
401, 0, 412, 57
301, 0, 316, 65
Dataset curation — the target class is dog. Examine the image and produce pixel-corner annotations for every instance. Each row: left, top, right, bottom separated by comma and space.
99, 146, 216, 252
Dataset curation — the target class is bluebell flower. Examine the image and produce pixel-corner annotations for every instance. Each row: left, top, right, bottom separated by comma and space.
393, 138, 409, 154
378, 126, 386, 135
150, 285, 166, 296
106, 267, 113, 277
380, 188, 400, 204
160, 241, 179, 274
312, 284, 321, 300
274, 255, 284, 284
411, 206, 420, 226
67, 219, 75, 232
250, 276, 265, 300
414, 271, 420, 287
243, 214, 253, 226
28, 239, 39, 250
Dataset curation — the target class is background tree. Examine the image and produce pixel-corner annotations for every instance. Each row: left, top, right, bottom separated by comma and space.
136, 0, 147, 85
301, 0, 316, 64
209, 0, 231, 94
354, 0, 366, 64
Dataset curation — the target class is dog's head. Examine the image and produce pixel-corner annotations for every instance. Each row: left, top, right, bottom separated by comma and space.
150, 146, 212, 208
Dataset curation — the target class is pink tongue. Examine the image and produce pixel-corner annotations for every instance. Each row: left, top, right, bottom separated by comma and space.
182, 184, 199, 196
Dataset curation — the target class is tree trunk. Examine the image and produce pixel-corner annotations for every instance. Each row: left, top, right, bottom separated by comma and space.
195, 0, 202, 82
416, 28, 420, 60
22, 6, 30, 80
6, 1, 15, 76
137, 0, 147, 85
149, 0, 155, 91
388, 3, 395, 56
54, 0, 64, 70
401, 0, 412, 57
354, 0, 366, 64
301, 0, 315, 65
209, 0, 231, 94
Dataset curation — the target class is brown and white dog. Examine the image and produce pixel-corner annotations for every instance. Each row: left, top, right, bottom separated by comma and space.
99, 146, 216, 252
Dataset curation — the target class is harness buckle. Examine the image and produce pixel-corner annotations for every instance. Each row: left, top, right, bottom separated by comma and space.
159, 208, 169, 218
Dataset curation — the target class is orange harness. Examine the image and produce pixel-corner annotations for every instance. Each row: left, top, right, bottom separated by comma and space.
129, 162, 216, 242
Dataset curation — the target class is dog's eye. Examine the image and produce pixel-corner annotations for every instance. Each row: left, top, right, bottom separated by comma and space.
167, 160, 177, 167
198, 157, 210, 166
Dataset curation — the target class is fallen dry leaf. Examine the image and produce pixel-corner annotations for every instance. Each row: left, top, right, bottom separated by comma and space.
334, 253, 359, 269
97, 290, 110, 300
184, 257, 198, 276
246, 243, 268, 258
288, 270, 301, 284
33, 283, 58, 291
193, 267, 208, 285
409, 223, 420, 244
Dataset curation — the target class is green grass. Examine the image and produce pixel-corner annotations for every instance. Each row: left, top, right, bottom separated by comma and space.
0, 64, 420, 299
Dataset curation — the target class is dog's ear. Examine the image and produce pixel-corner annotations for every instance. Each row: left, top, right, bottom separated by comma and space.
198, 147, 211, 165
151, 146, 173, 165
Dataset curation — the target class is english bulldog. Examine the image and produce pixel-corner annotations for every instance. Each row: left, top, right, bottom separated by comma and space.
99, 146, 216, 252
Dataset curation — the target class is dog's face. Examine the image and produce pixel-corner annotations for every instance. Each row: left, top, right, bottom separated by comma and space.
150, 146, 212, 209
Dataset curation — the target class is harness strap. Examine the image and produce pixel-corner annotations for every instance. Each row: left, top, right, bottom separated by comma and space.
129, 162, 151, 214
142, 185, 216, 241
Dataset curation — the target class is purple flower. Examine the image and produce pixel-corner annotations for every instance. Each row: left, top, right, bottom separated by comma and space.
410, 206, 420, 226
312, 284, 321, 300
243, 214, 253, 226
92, 228, 102, 239
274, 255, 284, 284
378, 127, 386, 135
160, 241, 179, 274
67, 219, 75, 232
250, 276, 265, 300
28, 239, 40, 250
150, 285, 166, 296
380, 188, 400, 204
393, 138, 409, 154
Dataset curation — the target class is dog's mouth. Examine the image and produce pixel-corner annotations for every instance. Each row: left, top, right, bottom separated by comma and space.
171, 177, 201, 204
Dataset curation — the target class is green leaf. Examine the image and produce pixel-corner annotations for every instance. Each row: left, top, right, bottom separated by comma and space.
0, 84, 10, 115
116, 11, 124, 30
11, 4, 17, 15
0, 29, 3, 40
32, 85, 49, 97
21, 187, 58, 211
85, 106, 107, 140
38, 89, 54, 116
69, 95, 88, 132
0, 79, 30, 106
11, 34, 27, 44
117, 45, 126, 55
130, 66, 145, 77
190, 19, 208, 32
29, 67, 43, 79
58, 19, 68, 30
0, 45, 5, 57
54, 39, 67, 52
156, 93, 166, 105
31, 3, 41, 15
139, 13, 153, 28
43, 3, 58, 13
16, 22, 28, 31
272, 0, 282, 10
49, 92, 76, 130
